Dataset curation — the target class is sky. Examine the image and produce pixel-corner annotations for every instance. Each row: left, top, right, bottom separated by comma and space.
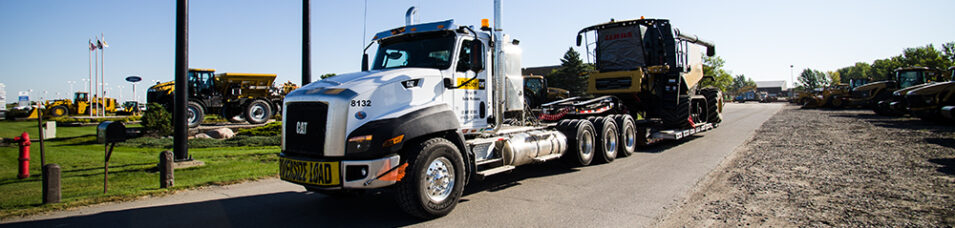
1, 0, 953, 103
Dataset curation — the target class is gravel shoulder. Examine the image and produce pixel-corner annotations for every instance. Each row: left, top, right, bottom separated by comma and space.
657, 105, 955, 227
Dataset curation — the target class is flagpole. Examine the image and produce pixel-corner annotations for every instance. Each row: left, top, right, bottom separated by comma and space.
94, 39, 99, 117
89, 39, 93, 118
100, 33, 105, 117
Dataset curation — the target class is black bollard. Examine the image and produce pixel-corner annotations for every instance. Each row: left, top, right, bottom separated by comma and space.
160, 150, 174, 188
42, 164, 60, 204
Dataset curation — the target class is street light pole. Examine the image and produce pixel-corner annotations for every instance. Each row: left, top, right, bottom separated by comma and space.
790, 65, 794, 99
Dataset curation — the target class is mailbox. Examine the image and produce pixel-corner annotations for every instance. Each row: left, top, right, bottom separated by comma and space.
97, 121, 127, 144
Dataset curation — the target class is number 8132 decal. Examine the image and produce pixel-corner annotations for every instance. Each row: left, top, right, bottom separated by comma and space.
351, 99, 371, 107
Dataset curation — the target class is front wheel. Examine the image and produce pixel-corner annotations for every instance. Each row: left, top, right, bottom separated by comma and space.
396, 138, 466, 219
186, 101, 204, 128
245, 100, 272, 124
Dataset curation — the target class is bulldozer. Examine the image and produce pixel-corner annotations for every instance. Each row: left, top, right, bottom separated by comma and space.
147, 68, 296, 128
28, 92, 117, 118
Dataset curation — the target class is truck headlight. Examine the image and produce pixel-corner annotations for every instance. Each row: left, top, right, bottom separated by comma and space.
347, 135, 373, 153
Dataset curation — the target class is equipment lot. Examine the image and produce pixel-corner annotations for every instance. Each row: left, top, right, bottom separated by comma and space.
3, 103, 781, 227
659, 105, 955, 227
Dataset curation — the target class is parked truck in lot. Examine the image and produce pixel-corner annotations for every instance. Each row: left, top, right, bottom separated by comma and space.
278, 2, 720, 218
147, 68, 292, 128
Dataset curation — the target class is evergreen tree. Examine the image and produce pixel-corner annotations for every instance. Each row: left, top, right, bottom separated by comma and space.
546, 48, 593, 96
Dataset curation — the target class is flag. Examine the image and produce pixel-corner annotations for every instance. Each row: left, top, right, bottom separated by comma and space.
96, 39, 103, 49
100, 36, 108, 48
89, 39, 97, 51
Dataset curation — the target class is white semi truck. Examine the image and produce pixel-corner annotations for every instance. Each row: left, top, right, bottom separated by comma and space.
279, 0, 721, 219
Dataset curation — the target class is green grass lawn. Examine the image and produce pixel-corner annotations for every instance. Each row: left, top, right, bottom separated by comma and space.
0, 120, 278, 218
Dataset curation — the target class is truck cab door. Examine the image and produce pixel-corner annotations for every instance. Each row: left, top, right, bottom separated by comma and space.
449, 38, 489, 131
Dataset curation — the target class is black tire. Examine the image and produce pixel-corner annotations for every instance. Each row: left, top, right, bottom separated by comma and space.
660, 95, 692, 129
559, 119, 596, 166
186, 101, 204, 128
245, 100, 272, 124
396, 138, 466, 219
50, 105, 69, 117
591, 117, 618, 163
614, 114, 636, 157
699, 88, 722, 123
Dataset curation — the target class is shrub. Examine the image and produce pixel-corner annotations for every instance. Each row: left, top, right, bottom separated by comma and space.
142, 103, 172, 136
236, 121, 282, 136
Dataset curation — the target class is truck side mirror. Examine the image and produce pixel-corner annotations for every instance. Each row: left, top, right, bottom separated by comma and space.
470, 41, 484, 73
361, 53, 369, 71
576, 34, 582, 46
443, 78, 454, 89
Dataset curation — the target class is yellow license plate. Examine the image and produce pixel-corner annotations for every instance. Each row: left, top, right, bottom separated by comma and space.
279, 157, 340, 186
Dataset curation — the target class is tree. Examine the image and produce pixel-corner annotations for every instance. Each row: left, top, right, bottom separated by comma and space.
700, 56, 733, 92
942, 42, 955, 63
798, 68, 828, 89
901, 44, 951, 69
730, 74, 755, 93
870, 56, 904, 81
320, 73, 337, 79
546, 48, 593, 96
826, 71, 841, 84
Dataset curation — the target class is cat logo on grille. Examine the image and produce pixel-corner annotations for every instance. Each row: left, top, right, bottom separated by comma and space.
296, 121, 308, 135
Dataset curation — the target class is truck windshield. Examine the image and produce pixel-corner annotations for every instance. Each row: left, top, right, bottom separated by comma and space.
897, 71, 923, 88
372, 32, 455, 70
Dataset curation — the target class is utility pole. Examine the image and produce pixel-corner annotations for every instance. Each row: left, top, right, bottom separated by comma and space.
790, 65, 794, 99
302, 0, 311, 85
174, 0, 190, 161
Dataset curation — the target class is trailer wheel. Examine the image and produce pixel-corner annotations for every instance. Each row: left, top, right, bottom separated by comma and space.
50, 105, 69, 117
245, 100, 272, 124
559, 119, 595, 166
700, 88, 723, 123
614, 114, 636, 157
187, 101, 204, 128
396, 137, 465, 219
591, 117, 618, 163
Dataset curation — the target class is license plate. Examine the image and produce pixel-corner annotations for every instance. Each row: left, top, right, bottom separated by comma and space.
279, 157, 340, 186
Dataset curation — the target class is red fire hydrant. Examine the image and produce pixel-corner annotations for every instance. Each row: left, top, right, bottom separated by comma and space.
14, 132, 30, 179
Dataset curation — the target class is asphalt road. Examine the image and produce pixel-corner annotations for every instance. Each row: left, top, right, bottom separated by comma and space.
2, 103, 784, 228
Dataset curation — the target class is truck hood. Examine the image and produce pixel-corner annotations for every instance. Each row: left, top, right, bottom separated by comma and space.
293, 68, 442, 95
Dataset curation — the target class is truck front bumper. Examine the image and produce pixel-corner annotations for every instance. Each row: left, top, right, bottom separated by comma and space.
279, 153, 402, 190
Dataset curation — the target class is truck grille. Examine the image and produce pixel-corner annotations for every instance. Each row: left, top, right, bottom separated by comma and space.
595, 77, 632, 90
284, 102, 328, 156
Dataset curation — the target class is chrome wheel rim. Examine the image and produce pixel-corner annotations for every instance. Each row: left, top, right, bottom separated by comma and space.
624, 125, 636, 149
605, 128, 617, 155
580, 130, 594, 159
187, 107, 198, 124
425, 157, 455, 203
249, 104, 267, 121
